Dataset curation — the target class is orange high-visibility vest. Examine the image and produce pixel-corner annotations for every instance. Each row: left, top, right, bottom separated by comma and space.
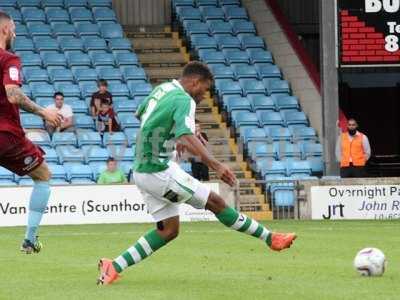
340, 132, 366, 167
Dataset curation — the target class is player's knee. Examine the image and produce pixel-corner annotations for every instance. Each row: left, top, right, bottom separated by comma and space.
205, 192, 227, 214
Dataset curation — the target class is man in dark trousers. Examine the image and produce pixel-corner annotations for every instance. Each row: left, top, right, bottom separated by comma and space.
191, 122, 209, 181
335, 118, 371, 178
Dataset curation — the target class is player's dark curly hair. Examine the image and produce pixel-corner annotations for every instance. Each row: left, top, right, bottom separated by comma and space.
182, 61, 214, 82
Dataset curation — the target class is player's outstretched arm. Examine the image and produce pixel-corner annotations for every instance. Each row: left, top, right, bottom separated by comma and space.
178, 134, 237, 187
5, 84, 63, 127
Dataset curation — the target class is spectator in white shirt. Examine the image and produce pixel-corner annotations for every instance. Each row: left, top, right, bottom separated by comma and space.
45, 92, 74, 134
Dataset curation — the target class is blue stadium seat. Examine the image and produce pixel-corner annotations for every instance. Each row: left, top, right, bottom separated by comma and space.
209, 64, 234, 80
114, 52, 139, 66
64, 0, 87, 8
21, 8, 46, 22
241, 127, 268, 144
75, 23, 100, 37
114, 99, 138, 113
64, 163, 93, 181
74, 114, 95, 129
283, 111, 308, 126
1, 8, 22, 22
47, 164, 67, 180
256, 65, 281, 79
42, 0, 64, 7
82, 145, 110, 162
226, 97, 252, 113
0, 180, 18, 186
200, 7, 224, 21
107, 145, 135, 161
96, 67, 122, 81
302, 142, 323, 158
223, 50, 249, 64
273, 187, 295, 207
124, 128, 138, 146
34, 37, 59, 51
291, 127, 318, 142
41, 52, 67, 67
72, 68, 98, 81
215, 35, 241, 50
83, 37, 107, 51
286, 160, 312, 177
252, 144, 278, 161
26, 130, 51, 146
185, 21, 209, 36
198, 50, 226, 64
52, 132, 77, 146
279, 142, 302, 159
248, 95, 275, 111
52, 23, 77, 37
214, 79, 242, 96
54, 83, 81, 97
64, 99, 88, 113
260, 159, 285, 176
15, 24, 29, 37
223, 6, 248, 20
240, 79, 266, 95
93, 7, 117, 22
23, 68, 49, 83
173, 0, 195, 8
268, 127, 292, 142
66, 52, 92, 67
21, 114, 44, 129
79, 81, 98, 97
176, 7, 202, 21
231, 20, 256, 35
247, 49, 273, 64
41, 146, 59, 163
208, 20, 233, 35
56, 146, 85, 163
196, 0, 217, 7
102, 132, 127, 146
30, 82, 55, 98
22, 85, 32, 98
46, 8, 70, 22
191, 36, 217, 50
108, 38, 132, 51
120, 66, 147, 81
70, 8, 93, 22
0, 0, 17, 7
117, 113, 140, 129
59, 37, 84, 51
232, 64, 258, 79
127, 82, 152, 97
87, 0, 112, 7
20, 53, 42, 67
272, 95, 299, 111
99, 23, 123, 39
231, 111, 258, 127
240, 35, 265, 50
266, 79, 290, 95
76, 130, 102, 146
17, 177, 35, 186
13, 37, 34, 52
17, 0, 40, 6
89, 161, 107, 179
48, 68, 74, 82
108, 82, 130, 97
28, 23, 52, 36
258, 111, 284, 127
306, 157, 324, 175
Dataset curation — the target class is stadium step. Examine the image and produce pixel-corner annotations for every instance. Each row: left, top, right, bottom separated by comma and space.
125, 27, 189, 84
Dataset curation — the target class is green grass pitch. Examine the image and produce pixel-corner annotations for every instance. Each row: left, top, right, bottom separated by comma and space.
0, 220, 399, 300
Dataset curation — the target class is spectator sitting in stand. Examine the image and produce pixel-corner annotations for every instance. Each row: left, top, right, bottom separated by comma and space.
97, 99, 120, 136
91, 79, 113, 119
97, 157, 127, 184
45, 92, 74, 134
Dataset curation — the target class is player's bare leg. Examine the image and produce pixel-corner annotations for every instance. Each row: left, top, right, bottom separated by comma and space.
206, 191, 296, 251
21, 162, 52, 254
98, 216, 179, 285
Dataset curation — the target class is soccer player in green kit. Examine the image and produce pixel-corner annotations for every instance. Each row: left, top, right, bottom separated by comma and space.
97, 62, 296, 285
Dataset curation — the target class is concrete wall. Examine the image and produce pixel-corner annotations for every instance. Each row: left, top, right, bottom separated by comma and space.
299, 177, 400, 219
113, 0, 171, 27
241, 0, 323, 137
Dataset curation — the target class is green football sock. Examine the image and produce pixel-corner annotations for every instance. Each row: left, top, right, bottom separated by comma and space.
216, 206, 272, 246
113, 229, 167, 273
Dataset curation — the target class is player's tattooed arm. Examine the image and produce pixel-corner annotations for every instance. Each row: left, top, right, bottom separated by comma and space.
5, 85, 45, 117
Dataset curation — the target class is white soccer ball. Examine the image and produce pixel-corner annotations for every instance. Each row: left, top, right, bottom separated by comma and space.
353, 247, 387, 276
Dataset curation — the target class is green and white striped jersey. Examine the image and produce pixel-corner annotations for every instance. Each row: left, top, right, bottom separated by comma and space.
133, 80, 196, 173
